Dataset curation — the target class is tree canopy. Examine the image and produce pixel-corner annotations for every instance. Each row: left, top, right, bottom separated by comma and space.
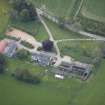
14, 69, 41, 84
42, 40, 54, 51
9, 0, 37, 21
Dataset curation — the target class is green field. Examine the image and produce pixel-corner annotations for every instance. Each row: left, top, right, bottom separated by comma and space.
0, 58, 83, 105
74, 59, 105, 105
0, 58, 105, 105
0, 0, 10, 39
81, 0, 105, 22
44, 18, 88, 40
10, 20, 49, 42
31, 0, 105, 23
0, 75, 80, 105
31, 0, 81, 20
58, 40, 103, 63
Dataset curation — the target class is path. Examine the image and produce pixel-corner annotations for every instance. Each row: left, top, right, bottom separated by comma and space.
63, 22, 105, 41
56, 38, 103, 43
37, 8, 105, 41
36, 8, 61, 57
73, 0, 84, 20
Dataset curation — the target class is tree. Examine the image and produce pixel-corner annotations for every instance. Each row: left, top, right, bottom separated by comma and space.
9, 0, 37, 21
42, 40, 54, 51
16, 49, 30, 60
26, 2, 37, 21
14, 69, 41, 84
100, 43, 105, 58
9, 0, 27, 12
0, 54, 6, 74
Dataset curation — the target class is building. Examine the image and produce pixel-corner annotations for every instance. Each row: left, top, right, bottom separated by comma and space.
4, 41, 17, 57
0, 40, 7, 54
31, 51, 57, 66
71, 61, 92, 80
52, 61, 92, 80
55, 74, 64, 79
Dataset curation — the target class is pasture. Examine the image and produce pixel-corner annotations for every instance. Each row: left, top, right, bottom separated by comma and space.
58, 40, 103, 63
10, 19, 49, 42
81, 0, 105, 22
0, 58, 83, 105
0, 0, 10, 39
74, 59, 105, 105
0, 58, 105, 105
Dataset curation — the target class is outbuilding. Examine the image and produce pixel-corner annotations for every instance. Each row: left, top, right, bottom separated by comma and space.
55, 74, 64, 79
0, 40, 7, 54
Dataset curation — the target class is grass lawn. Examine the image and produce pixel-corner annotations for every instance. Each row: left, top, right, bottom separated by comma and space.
43, 18, 88, 40
0, 0, 10, 39
58, 40, 102, 63
6, 58, 44, 74
0, 74, 82, 105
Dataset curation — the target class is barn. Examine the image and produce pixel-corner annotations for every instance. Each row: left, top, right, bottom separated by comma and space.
0, 40, 7, 54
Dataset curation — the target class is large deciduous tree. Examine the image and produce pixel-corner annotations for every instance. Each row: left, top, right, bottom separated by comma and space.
42, 40, 54, 51
9, 0, 37, 21
16, 49, 30, 60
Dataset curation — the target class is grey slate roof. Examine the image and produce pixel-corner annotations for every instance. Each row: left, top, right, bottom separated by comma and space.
4, 41, 17, 57
32, 51, 56, 66
52, 61, 92, 80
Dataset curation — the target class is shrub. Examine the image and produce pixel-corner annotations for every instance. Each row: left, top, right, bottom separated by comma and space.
21, 41, 34, 49
14, 69, 41, 84
9, 0, 37, 21
16, 49, 30, 60
42, 40, 54, 51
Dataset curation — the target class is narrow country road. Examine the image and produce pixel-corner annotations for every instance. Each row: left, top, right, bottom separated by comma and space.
56, 38, 103, 43
73, 0, 84, 20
